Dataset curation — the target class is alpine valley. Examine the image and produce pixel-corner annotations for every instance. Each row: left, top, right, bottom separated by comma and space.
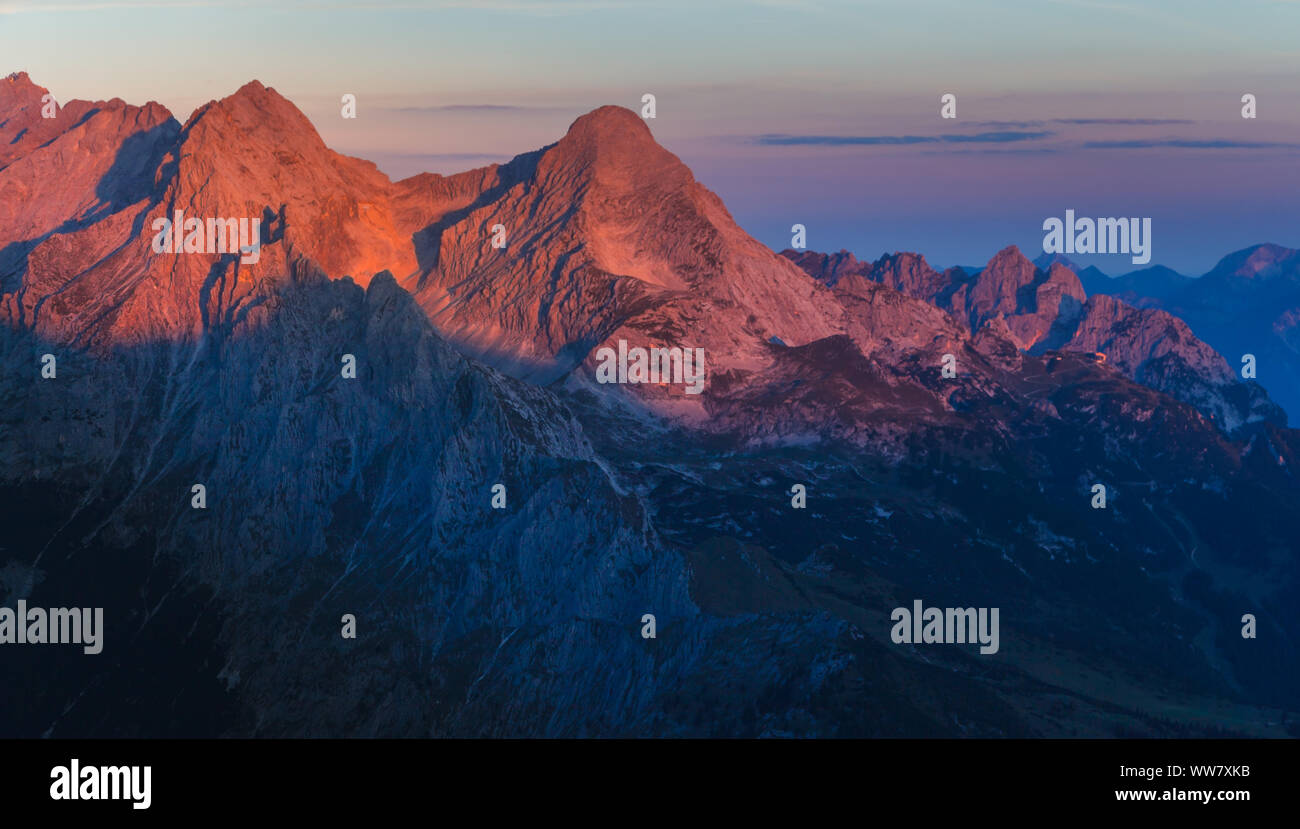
1, 72, 1296, 737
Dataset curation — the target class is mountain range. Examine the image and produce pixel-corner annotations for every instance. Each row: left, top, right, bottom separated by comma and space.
2, 72, 1297, 737
1033, 248, 1300, 421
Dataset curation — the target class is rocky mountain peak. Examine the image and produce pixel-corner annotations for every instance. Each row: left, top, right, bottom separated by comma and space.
183, 80, 325, 156
1206, 243, 1300, 282
1, 70, 43, 102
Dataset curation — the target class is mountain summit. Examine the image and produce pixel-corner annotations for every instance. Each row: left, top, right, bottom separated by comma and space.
405, 104, 843, 410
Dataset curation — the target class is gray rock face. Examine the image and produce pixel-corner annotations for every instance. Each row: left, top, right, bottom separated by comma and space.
0, 265, 706, 736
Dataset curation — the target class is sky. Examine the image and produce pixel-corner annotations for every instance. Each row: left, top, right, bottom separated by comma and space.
3, 0, 1299, 274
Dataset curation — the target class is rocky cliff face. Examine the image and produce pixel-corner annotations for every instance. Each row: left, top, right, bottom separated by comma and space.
0, 78, 710, 735
2, 270, 704, 736
1061, 294, 1282, 432
784, 244, 1284, 435
0, 73, 179, 330
1083, 244, 1300, 424
407, 106, 843, 422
